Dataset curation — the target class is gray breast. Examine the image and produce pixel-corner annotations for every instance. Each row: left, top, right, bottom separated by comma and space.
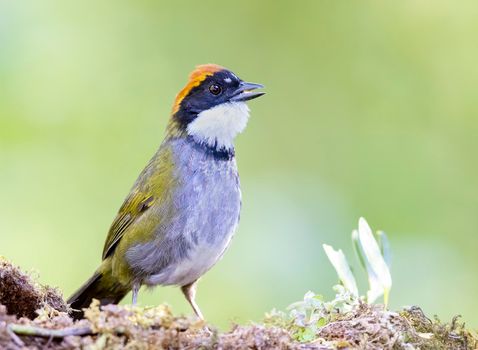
127, 137, 241, 287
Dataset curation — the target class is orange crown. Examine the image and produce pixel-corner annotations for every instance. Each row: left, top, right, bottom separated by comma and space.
171, 64, 225, 114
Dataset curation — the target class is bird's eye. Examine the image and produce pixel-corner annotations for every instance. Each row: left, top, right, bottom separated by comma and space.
209, 84, 222, 95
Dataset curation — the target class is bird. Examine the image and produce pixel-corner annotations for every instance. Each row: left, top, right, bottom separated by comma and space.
67, 64, 264, 320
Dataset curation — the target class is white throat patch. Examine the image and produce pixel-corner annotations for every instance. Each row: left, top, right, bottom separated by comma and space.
186, 102, 250, 150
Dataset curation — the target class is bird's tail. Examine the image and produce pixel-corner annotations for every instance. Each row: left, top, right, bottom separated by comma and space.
67, 262, 130, 320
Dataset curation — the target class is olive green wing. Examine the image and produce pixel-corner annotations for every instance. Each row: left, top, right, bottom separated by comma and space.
101, 147, 175, 260
102, 190, 155, 259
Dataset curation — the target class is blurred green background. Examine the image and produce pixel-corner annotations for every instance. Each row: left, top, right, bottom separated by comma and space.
1, 0, 478, 328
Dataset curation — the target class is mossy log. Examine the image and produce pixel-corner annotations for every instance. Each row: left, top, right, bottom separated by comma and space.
0, 258, 476, 349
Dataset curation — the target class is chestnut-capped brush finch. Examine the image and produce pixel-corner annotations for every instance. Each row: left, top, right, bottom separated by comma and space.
68, 64, 264, 320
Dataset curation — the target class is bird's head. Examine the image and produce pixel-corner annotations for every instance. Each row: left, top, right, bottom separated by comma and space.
168, 64, 264, 152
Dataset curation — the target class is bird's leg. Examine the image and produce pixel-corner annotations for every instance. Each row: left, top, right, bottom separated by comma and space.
132, 283, 140, 305
181, 281, 204, 320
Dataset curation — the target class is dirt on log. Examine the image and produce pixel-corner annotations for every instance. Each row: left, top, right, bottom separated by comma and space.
0, 258, 477, 349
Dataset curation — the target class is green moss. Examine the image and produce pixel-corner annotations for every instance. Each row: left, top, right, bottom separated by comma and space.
1, 258, 477, 349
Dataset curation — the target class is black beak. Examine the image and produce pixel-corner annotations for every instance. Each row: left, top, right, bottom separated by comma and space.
230, 82, 265, 102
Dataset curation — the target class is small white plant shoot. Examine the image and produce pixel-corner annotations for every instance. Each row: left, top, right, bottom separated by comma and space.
323, 217, 392, 306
